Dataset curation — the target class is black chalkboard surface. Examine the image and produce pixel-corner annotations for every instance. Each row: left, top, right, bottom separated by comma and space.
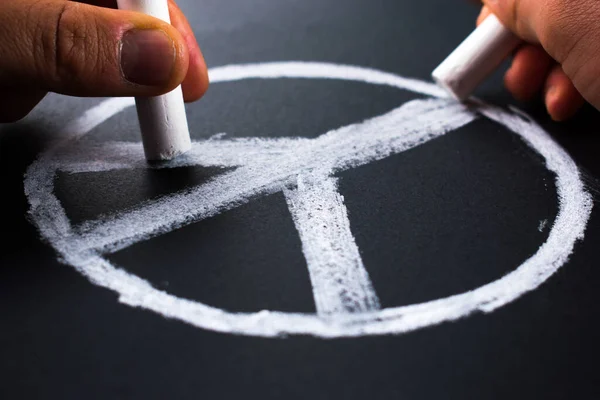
2, 0, 600, 399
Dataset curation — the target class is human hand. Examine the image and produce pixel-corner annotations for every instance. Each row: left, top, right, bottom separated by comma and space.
478, 0, 600, 121
0, 0, 208, 123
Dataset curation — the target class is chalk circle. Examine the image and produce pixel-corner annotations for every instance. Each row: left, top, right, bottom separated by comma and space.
26, 62, 592, 338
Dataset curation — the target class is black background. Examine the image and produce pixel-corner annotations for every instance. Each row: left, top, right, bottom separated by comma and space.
2, 0, 600, 398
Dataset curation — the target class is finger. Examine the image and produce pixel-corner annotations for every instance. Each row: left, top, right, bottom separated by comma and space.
0, 90, 47, 123
0, 0, 189, 98
76, 0, 209, 102
168, 0, 209, 102
543, 65, 586, 121
504, 45, 554, 101
482, 0, 599, 64
476, 6, 492, 27
481, 0, 544, 44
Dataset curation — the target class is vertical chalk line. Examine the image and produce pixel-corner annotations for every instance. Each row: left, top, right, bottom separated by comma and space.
284, 174, 380, 316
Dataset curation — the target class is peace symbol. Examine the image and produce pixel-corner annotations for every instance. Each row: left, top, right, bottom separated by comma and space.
24, 62, 592, 338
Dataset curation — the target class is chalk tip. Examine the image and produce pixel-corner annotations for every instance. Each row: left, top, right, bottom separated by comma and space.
144, 141, 192, 163
431, 70, 469, 102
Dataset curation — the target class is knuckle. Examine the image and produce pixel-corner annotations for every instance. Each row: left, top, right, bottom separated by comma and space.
500, 0, 529, 40
54, 4, 95, 85
507, 0, 519, 25
498, 0, 521, 31
539, 0, 596, 63
37, 3, 101, 88
539, 0, 600, 108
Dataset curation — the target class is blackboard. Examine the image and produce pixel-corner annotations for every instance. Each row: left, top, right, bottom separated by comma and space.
2, 0, 600, 398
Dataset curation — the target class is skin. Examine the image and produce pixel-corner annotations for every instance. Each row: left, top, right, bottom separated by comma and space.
2, 0, 597, 123
476, 0, 600, 121
0, 0, 209, 123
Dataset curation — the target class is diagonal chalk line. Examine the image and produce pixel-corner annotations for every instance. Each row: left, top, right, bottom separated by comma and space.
56, 137, 312, 173
284, 174, 381, 316
67, 98, 476, 255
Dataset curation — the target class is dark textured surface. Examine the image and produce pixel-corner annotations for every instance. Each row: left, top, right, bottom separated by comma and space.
1, 0, 600, 399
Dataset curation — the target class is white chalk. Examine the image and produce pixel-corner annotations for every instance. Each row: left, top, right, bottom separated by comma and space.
432, 14, 521, 101
117, 0, 192, 161
26, 61, 593, 338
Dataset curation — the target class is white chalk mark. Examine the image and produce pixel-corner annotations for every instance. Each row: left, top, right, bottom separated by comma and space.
284, 174, 380, 316
53, 97, 136, 154
57, 138, 312, 173
209, 62, 449, 99
23, 61, 593, 338
538, 219, 548, 232
24, 97, 135, 245
208, 133, 227, 141
68, 99, 475, 255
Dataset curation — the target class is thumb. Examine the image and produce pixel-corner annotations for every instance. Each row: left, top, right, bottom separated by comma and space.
0, 0, 189, 97
483, 0, 600, 110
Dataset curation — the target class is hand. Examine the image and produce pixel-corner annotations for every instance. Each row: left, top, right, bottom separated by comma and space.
478, 0, 600, 121
0, 0, 209, 123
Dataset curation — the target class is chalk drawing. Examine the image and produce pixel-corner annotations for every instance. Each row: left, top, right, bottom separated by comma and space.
284, 174, 381, 316
24, 62, 593, 338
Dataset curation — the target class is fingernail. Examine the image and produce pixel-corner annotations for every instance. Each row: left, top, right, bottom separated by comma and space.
545, 84, 558, 103
545, 85, 559, 120
120, 29, 176, 86
547, 87, 555, 98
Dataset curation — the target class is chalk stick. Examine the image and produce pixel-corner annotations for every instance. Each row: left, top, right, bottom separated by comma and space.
432, 14, 521, 101
117, 0, 192, 161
